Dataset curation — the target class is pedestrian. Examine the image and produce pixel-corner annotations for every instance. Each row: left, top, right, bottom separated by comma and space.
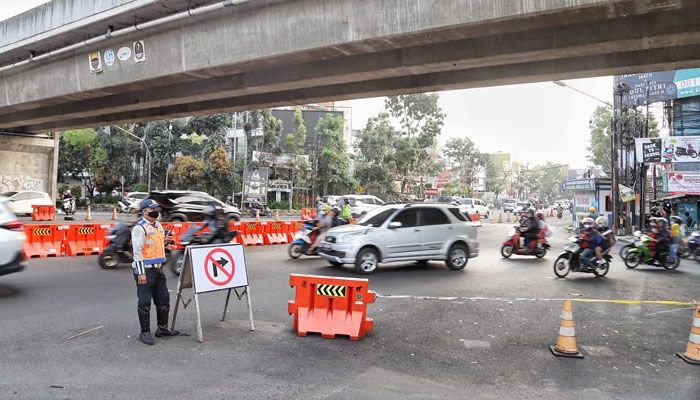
132, 199, 179, 345
685, 211, 694, 229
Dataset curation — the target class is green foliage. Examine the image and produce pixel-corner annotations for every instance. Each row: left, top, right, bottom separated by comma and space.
172, 156, 205, 190
485, 156, 510, 202
385, 94, 444, 193
354, 113, 398, 197
58, 128, 107, 198
588, 105, 659, 174
285, 108, 307, 155
205, 147, 232, 199
132, 183, 149, 193
314, 113, 354, 195
442, 137, 487, 196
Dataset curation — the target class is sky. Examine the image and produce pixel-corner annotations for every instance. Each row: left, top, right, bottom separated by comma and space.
1, 1, 664, 169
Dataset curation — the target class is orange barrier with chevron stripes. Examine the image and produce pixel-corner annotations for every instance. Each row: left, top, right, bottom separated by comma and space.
65, 224, 109, 256
288, 274, 376, 341
23, 224, 68, 258
239, 221, 264, 246
264, 221, 290, 245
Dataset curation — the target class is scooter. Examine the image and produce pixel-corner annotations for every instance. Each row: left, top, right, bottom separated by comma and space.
623, 234, 680, 270
553, 236, 611, 278
167, 221, 238, 276
618, 230, 643, 259
98, 223, 174, 269
500, 226, 549, 258
62, 197, 76, 220
288, 220, 320, 259
675, 144, 698, 158
117, 198, 135, 213
556, 206, 563, 219
248, 204, 272, 217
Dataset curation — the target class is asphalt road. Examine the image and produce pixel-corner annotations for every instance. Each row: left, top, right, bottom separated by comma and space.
0, 217, 698, 399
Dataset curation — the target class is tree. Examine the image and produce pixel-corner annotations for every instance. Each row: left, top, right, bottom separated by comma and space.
189, 114, 230, 157
354, 113, 398, 197
588, 105, 659, 174
314, 113, 354, 196
172, 156, 205, 190
442, 137, 487, 196
93, 127, 141, 193
58, 128, 107, 197
285, 108, 307, 155
538, 163, 567, 203
204, 147, 232, 199
485, 156, 511, 204
385, 93, 444, 193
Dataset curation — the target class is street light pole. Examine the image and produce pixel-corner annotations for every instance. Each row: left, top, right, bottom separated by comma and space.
112, 125, 151, 192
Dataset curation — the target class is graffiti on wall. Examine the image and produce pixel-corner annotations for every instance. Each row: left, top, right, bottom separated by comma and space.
0, 175, 45, 192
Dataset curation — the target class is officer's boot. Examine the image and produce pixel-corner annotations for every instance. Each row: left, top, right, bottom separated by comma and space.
138, 312, 154, 345
154, 306, 180, 338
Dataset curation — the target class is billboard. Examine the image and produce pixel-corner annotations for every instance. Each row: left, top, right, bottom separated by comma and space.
635, 136, 700, 164
614, 68, 700, 107
665, 171, 700, 194
243, 167, 268, 203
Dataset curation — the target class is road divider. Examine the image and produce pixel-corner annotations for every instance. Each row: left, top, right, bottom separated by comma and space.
31, 205, 56, 221
23, 224, 68, 258
288, 273, 375, 340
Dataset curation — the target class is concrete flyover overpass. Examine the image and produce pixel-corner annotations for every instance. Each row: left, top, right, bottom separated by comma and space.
2, 0, 700, 197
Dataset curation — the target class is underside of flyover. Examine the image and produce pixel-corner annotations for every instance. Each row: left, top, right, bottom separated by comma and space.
2, 0, 700, 133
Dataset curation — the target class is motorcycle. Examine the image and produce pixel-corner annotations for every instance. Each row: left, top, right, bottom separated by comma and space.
98, 223, 174, 269
62, 197, 76, 220
675, 144, 698, 158
623, 234, 680, 270
556, 206, 563, 219
248, 203, 272, 218
167, 221, 238, 276
500, 226, 549, 258
618, 230, 643, 259
288, 220, 320, 259
553, 236, 611, 278
117, 198, 136, 213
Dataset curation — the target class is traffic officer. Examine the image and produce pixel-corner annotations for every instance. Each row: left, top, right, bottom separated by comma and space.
132, 199, 179, 345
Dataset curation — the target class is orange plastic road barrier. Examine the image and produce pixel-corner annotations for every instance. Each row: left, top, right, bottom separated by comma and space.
300, 208, 309, 220
287, 221, 304, 242
264, 221, 289, 245
162, 222, 193, 249
550, 299, 583, 358
65, 224, 108, 256
31, 205, 55, 221
239, 222, 264, 246
471, 212, 481, 223
677, 304, 700, 365
288, 274, 376, 340
23, 225, 68, 258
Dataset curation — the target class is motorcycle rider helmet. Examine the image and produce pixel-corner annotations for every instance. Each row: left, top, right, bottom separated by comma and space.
595, 216, 608, 229
588, 207, 596, 213
670, 215, 683, 224
581, 217, 595, 230
527, 208, 536, 217
536, 212, 545, 220
656, 218, 668, 227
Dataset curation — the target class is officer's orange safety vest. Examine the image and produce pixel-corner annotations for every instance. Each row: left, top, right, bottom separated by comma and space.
137, 220, 166, 264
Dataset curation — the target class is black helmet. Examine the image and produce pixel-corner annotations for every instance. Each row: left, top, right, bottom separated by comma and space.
527, 208, 536, 217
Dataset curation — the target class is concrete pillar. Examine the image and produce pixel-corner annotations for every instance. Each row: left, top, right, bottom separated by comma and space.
0, 133, 60, 200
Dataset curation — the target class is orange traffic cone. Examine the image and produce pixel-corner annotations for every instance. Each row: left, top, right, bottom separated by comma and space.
111, 206, 118, 221
506, 212, 511, 223
550, 299, 583, 358
498, 212, 503, 224
677, 304, 700, 365
549, 208, 554, 218
275, 209, 280, 221
85, 206, 92, 221
472, 212, 480, 223
255, 209, 260, 222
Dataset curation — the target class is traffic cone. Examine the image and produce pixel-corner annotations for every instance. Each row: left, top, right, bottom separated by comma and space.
550, 299, 584, 358
111, 206, 118, 220
498, 212, 503, 224
506, 212, 511, 223
255, 209, 260, 222
275, 210, 280, 221
677, 304, 700, 365
85, 206, 92, 221
549, 208, 554, 218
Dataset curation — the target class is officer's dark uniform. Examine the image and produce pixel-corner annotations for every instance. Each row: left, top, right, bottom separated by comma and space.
132, 199, 179, 345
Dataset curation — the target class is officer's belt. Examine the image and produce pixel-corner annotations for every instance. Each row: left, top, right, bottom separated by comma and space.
144, 263, 163, 269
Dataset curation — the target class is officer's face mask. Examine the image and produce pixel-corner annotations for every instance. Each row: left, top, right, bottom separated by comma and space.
147, 210, 159, 219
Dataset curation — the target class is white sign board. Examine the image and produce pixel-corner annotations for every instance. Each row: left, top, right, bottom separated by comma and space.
189, 243, 248, 294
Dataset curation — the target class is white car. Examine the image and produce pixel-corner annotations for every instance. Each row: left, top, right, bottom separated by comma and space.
0, 198, 26, 277
125, 192, 149, 213
338, 195, 386, 218
514, 201, 533, 214
1, 191, 53, 215
457, 198, 490, 218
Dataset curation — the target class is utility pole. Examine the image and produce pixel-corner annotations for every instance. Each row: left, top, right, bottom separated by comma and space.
112, 125, 151, 193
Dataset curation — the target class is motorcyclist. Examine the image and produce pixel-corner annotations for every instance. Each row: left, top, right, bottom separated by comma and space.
587, 207, 598, 219
536, 212, 552, 238
62, 189, 73, 200
594, 216, 612, 265
198, 204, 231, 243
654, 218, 670, 259
579, 217, 604, 269
520, 208, 539, 248
669, 216, 683, 262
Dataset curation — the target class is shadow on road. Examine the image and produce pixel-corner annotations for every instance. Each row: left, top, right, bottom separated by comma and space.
0, 284, 21, 298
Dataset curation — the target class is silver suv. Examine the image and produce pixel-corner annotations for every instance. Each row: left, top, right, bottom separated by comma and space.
319, 204, 479, 274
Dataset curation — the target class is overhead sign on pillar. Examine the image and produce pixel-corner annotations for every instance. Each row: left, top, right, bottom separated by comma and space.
88, 52, 102, 74
133, 40, 146, 63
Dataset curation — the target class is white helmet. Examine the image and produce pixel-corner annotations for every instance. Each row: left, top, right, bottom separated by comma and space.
581, 217, 595, 230
595, 216, 608, 229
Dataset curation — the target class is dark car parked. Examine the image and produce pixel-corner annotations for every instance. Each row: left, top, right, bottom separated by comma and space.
147, 191, 241, 222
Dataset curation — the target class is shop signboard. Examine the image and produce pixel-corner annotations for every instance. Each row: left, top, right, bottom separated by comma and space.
636, 136, 700, 164
665, 171, 700, 194
615, 68, 700, 106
